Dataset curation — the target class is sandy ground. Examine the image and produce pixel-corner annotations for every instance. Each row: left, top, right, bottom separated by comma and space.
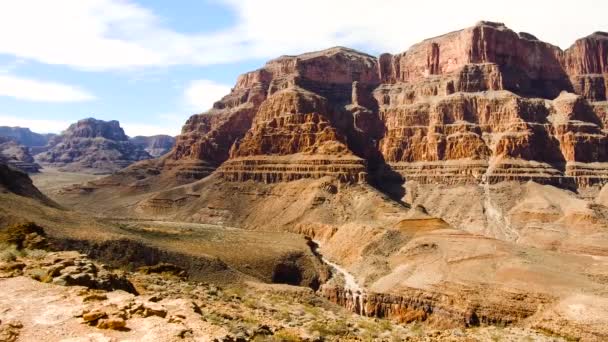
31, 167, 102, 197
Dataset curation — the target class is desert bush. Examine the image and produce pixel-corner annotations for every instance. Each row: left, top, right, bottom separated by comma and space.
28, 268, 52, 283
25, 249, 47, 260
0, 243, 22, 262
271, 329, 302, 342
0, 222, 47, 250
308, 319, 349, 336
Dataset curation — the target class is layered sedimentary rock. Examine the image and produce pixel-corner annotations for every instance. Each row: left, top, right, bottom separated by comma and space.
36, 118, 151, 173
171, 47, 379, 184
130, 135, 175, 157
159, 21, 608, 189
375, 21, 608, 187
563, 32, 608, 101
0, 137, 41, 173
220, 85, 369, 184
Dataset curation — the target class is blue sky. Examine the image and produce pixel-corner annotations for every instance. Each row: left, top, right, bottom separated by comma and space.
0, 0, 606, 136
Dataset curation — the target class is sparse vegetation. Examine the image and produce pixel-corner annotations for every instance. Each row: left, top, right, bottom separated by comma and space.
0, 243, 23, 262
308, 319, 349, 337
271, 329, 302, 342
0, 222, 47, 250
25, 249, 47, 260
28, 268, 52, 283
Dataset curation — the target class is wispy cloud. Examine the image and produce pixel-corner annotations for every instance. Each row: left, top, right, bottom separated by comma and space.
0, 75, 95, 102
0, 0, 605, 71
183, 80, 231, 112
0, 115, 72, 133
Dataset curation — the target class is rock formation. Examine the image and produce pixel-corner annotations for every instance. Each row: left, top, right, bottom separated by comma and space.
36, 118, 151, 173
129, 135, 175, 157
0, 159, 52, 205
0, 126, 55, 148
0, 137, 41, 173
141, 21, 608, 190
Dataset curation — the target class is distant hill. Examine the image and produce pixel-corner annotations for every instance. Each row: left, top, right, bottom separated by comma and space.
0, 126, 55, 147
130, 135, 175, 157
35, 118, 151, 173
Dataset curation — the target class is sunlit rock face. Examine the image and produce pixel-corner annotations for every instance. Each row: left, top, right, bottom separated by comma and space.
166, 21, 608, 188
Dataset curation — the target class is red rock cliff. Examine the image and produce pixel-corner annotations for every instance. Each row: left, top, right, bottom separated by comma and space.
166, 21, 608, 188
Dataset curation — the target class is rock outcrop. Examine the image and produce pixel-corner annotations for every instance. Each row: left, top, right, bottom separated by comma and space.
563, 32, 608, 101
130, 135, 175, 157
0, 160, 52, 205
36, 118, 151, 173
0, 137, 40, 173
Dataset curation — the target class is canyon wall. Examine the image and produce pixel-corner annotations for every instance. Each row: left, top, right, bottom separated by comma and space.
161, 21, 608, 190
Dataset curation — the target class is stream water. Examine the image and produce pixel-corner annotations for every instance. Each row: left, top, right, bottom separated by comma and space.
313, 240, 367, 316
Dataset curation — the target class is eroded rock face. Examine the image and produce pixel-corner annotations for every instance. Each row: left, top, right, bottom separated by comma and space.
36, 118, 151, 173
0, 161, 52, 204
563, 32, 608, 101
164, 21, 608, 188
379, 21, 571, 99
170, 47, 379, 184
0, 127, 54, 148
0, 137, 40, 173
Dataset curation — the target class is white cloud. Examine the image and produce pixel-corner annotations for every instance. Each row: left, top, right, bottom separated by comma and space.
0, 74, 95, 102
0, 114, 182, 137
183, 80, 231, 112
0, 0, 605, 71
121, 122, 182, 137
0, 115, 72, 133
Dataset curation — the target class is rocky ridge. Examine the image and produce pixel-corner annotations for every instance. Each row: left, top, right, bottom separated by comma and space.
0, 126, 55, 148
0, 137, 41, 173
36, 118, 151, 173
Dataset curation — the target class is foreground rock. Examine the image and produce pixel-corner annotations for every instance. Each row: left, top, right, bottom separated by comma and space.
36, 118, 151, 173
0, 249, 568, 341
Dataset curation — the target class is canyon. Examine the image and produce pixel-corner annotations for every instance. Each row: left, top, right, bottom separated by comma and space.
2, 20, 608, 341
